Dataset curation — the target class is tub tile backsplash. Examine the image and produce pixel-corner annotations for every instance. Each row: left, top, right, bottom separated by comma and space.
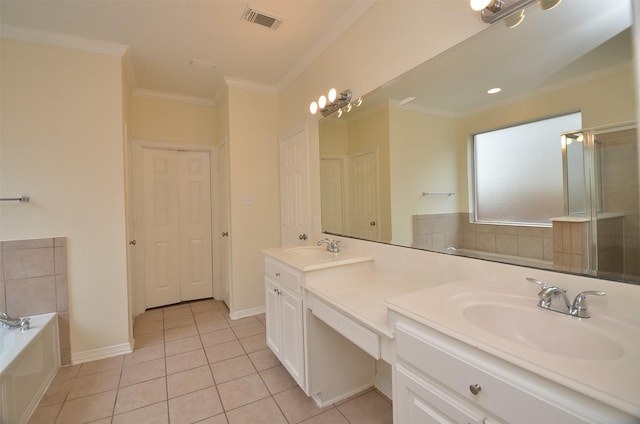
1, 237, 70, 365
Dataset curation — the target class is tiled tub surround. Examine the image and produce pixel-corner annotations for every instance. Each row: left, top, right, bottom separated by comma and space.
0, 237, 70, 365
412, 213, 553, 263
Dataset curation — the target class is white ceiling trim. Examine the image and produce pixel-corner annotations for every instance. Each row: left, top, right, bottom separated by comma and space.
276, 0, 376, 91
0, 24, 129, 57
133, 89, 216, 107
224, 76, 279, 95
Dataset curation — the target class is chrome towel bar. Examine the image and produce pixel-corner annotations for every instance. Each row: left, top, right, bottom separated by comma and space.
0, 195, 30, 203
422, 192, 455, 196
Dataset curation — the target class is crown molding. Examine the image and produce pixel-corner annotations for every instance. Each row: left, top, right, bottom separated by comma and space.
224, 76, 279, 95
133, 89, 216, 107
1, 25, 128, 57
276, 0, 376, 91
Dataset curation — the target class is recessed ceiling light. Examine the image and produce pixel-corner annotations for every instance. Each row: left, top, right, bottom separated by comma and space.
487, 87, 502, 94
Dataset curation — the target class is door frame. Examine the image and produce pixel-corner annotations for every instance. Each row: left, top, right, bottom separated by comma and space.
130, 139, 218, 316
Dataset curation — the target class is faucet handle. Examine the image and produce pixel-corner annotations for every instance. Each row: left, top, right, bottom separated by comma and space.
526, 277, 549, 289
571, 291, 606, 318
526, 277, 566, 291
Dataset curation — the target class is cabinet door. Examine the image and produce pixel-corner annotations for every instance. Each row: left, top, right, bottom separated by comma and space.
395, 364, 497, 424
265, 278, 281, 358
280, 287, 305, 387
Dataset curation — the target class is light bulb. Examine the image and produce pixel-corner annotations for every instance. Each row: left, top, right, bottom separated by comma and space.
328, 88, 337, 103
470, 0, 492, 11
504, 9, 524, 28
309, 101, 318, 114
537, 0, 561, 10
318, 95, 327, 109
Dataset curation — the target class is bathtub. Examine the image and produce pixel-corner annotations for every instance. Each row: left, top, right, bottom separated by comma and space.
0, 313, 60, 424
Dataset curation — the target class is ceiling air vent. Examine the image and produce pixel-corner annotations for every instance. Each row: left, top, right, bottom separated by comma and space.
242, 5, 283, 30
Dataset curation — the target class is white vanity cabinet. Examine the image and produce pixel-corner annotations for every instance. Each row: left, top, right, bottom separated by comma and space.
391, 313, 635, 424
264, 257, 306, 389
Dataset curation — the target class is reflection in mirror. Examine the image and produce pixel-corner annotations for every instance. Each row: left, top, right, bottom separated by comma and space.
319, 0, 638, 284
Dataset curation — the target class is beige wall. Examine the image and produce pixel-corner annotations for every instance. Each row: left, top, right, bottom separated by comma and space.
227, 86, 280, 313
0, 38, 130, 357
389, 108, 458, 246
130, 95, 217, 145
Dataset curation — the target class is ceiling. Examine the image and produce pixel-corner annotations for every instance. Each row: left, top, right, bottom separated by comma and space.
0, 0, 375, 104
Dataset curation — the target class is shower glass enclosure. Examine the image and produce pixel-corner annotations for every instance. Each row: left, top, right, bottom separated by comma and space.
561, 123, 639, 280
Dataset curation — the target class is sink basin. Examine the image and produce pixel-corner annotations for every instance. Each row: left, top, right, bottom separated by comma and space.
461, 301, 624, 361
284, 246, 337, 260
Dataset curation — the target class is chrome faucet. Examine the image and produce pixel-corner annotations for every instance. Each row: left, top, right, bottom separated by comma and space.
0, 312, 30, 332
317, 238, 340, 253
526, 278, 606, 318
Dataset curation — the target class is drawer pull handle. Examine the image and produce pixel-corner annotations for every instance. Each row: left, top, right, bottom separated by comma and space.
275, 272, 281, 277
469, 384, 482, 395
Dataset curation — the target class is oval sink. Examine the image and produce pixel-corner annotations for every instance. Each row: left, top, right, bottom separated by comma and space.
462, 302, 624, 361
283, 247, 337, 260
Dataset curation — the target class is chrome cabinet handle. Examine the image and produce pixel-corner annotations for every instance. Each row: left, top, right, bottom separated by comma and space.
221, 232, 229, 237
129, 240, 136, 245
469, 384, 482, 395
299, 233, 308, 240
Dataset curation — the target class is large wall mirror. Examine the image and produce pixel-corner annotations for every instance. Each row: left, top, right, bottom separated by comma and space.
319, 0, 639, 284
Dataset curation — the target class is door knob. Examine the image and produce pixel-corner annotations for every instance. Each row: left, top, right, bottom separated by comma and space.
129, 240, 136, 245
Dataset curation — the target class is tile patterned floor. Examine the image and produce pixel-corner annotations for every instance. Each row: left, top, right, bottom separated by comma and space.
29, 298, 393, 424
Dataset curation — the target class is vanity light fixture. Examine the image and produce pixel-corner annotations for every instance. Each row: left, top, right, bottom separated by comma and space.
504, 9, 525, 28
309, 88, 362, 117
471, 0, 562, 25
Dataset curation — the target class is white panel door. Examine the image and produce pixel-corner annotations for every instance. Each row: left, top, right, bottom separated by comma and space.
320, 158, 345, 234
143, 148, 181, 308
280, 128, 310, 246
178, 151, 213, 301
348, 151, 379, 240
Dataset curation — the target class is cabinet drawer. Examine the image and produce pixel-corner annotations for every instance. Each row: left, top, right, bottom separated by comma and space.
265, 258, 302, 294
310, 295, 380, 359
395, 320, 615, 424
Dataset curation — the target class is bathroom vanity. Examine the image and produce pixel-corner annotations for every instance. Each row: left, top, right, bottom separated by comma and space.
263, 245, 640, 423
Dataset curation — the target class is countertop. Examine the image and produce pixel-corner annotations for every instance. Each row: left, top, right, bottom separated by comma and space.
304, 271, 424, 339
386, 279, 640, 417
263, 247, 374, 272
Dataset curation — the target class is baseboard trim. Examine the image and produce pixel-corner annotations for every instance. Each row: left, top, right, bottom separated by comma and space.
311, 383, 373, 408
229, 305, 265, 320
71, 342, 133, 365
374, 374, 393, 400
